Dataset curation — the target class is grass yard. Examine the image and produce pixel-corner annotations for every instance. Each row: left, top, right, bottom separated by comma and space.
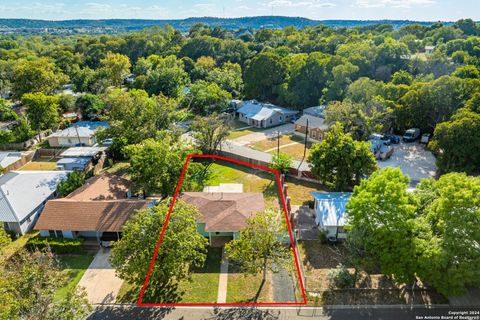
269, 143, 312, 161
19, 161, 57, 171
285, 177, 324, 205
117, 247, 222, 303
0, 231, 38, 262
227, 265, 272, 303
249, 134, 298, 152
103, 161, 130, 175
55, 254, 94, 301
177, 247, 222, 303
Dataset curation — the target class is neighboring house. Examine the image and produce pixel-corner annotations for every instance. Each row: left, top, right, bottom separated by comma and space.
56, 157, 92, 171
424, 45, 435, 54
0, 171, 68, 235
236, 100, 298, 128
56, 146, 107, 171
180, 188, 265, 245
46, 121, 109, 147
0, 152, 23, 169
303, 106, 326, 118
294, 114, 329, 141
35, 173, 153, 243
310, 192, 352, 240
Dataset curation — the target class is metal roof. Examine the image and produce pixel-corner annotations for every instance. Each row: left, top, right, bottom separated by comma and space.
60, 147, 107, 158
56, 157, 91, 165
310, 192, 352, 227
48, 121, 109, 139
237, 100, 298, 121
0, 152, 22, 168
294, 114, 328, 130
0, 171, 68, 223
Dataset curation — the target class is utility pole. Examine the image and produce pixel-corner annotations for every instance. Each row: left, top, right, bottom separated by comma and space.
297, 118, 308, 172
277, 130, 280, 157
74, 124, 81, 146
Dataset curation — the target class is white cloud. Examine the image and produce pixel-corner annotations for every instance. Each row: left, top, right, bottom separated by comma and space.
355, 0, 436, 9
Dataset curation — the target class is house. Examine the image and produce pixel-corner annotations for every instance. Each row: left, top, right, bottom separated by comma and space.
424, 45, 435, 54
180, 187, 265, 245
46, 121, 109, 147
303, 106, 326, 118
0, 171, 68, 235
310, 192, 352, 240
0, 151, 23, 169
56, 146, 107, 171
236, 100, 298, 128
56, 157, 92, 171
35, 173, 153, 243
294, 114, 329, 141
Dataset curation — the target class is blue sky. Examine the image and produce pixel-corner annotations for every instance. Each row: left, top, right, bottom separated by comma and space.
0, 0, 478, 21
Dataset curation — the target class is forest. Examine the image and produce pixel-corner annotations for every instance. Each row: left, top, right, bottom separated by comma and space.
0, 18, 479, 174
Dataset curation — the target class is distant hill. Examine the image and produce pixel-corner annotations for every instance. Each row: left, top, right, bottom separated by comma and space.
0, 16, 450, 34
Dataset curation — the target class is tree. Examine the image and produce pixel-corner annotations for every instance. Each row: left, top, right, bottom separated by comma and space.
414, 173, 480, 296
98, 89, 175, 158
308, 123, 377, 190
109, 199, 208, 301
346, 168, 417, 284
0, 99, 17, 121
99, 52, 131, 86
224, 209, 291, 301
191, 114, 231, 155
123, 135, 196, 197
75, 94, 104, 120
184, 80, 231, 115
269, 153, 293, 175
244, 52, 287, 102
1, 249, 91, 319
22, 93, 59, 131
430, 109, 480, 174
206, 62, 243, 98
12, 58, 68, 99
56, 171, 87, 197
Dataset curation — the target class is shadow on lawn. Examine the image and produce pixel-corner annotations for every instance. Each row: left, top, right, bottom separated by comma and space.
204, 307, 280, 320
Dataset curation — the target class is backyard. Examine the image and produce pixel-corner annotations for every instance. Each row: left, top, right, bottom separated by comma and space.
248, 134, 313, 161
19, 160, 57, 171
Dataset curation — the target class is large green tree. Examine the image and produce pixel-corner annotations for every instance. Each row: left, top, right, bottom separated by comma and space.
308, 123, 377, 191
109, 200, 208, 302
191, 113, 231, 155
414, 173, 480, 296
99, 52, 131, 86
22, 93, 60, 131
224, 209, 291, 301
346, 168, 417, 284
184, 80, 231, 115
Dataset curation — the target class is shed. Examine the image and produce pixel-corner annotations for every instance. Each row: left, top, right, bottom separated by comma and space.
56, 157, 91, 171
310, 192, 352, 239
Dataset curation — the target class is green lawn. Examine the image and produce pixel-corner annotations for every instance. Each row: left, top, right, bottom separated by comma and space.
227, 266, 272, 303
117, 247, 222, 303
177, 247, 222, 303
0, 231, 38, 262
55, 254, 94, 301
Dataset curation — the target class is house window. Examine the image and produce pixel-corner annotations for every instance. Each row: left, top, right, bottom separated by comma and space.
311, 130, 316, 139
56, 230, 63, 238
49, 230, 56, 237
48, 230, 63, 238
280, 116, 283, 121
269, 119, 272, 124
68, 139, 72, 144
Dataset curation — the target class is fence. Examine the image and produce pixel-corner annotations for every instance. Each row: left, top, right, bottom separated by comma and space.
0, 132, 49, 151
1, 151, 35, 172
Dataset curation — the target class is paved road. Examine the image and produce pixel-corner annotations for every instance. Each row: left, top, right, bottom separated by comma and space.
88, 305, 480, 320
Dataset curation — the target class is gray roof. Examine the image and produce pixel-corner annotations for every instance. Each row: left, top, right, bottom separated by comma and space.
311, 192, 352, 227
303, 106, 326, 118
56, 157, 91, 166
48, 121, 109, 139
0, 152, 22, 168
295, 114, 328, 130
237, 100, 298, 121
60, 147, 107, 158
0, 171, 68, 223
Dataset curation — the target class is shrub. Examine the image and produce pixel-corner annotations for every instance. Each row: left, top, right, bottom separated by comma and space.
26, 236, 84, 254
318, 230, 328, 244
327, 264, 355, 289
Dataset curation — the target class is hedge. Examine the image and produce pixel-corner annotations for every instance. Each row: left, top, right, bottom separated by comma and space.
26, 236, 84, 254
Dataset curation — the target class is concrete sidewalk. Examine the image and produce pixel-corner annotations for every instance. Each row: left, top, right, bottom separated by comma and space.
216, 248, 229, 303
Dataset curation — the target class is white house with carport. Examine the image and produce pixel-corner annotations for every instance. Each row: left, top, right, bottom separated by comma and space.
310, 192, 352, 240
236, 100, 298, 128
46, 121, 109, 147
0, 171, 68, 235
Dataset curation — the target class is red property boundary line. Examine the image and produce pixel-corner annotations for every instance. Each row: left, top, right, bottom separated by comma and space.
137, 154, 307, 307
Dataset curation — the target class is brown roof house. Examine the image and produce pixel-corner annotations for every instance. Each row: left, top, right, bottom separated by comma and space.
35, 173, 154, 243
179, 184, 265, 245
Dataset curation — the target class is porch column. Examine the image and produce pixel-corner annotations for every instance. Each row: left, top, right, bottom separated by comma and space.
209, 232, 212, 246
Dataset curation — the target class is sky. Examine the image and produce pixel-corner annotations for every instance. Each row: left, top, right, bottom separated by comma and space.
0, 0, 478, 21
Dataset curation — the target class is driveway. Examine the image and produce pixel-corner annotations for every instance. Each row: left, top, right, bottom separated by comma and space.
377, 142, 437, 186
77, 248, 124, 304
231, 123, 294, 146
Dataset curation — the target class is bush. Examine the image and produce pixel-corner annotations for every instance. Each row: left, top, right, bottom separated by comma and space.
327, 264, 355, 289
318, 230, 328, 244
26, 236, 84, 254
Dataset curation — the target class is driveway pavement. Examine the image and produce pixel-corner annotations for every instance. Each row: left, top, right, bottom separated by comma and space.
377, 142, 437, 186
231, 123, 294, 146
78, 248, 124, 304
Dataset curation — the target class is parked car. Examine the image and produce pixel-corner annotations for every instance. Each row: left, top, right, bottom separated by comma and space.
421, 133, 431, 144
383, 133, 400, 144
403, 128, 421, 142
370, 133, 391, 146
375, 144, 394, 160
